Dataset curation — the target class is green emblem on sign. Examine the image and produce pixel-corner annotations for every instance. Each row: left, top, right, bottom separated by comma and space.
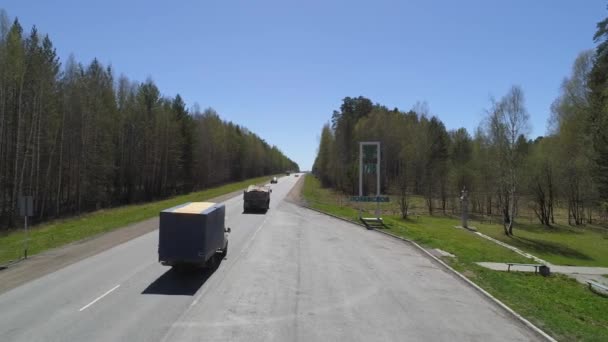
363, 145, 377, 162
362, 145, 378, 174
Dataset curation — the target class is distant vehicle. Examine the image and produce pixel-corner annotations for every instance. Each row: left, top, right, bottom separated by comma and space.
244, 185, 271, 212
294, 174, 299, 177
271, 176, 278, 184
286, 171, 290, 176
158, 202, 230, 270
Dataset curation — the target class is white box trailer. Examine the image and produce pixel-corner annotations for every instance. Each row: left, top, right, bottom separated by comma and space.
158, 202, 229, 269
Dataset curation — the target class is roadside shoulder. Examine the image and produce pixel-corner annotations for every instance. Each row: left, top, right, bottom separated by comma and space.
297, 203, 556, 342
285, 174, 306, 205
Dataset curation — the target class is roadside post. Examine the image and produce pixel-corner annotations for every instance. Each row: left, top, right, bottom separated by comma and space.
455, 187, 476, 231
19, 195, 33, 259
460, 187, 468, 229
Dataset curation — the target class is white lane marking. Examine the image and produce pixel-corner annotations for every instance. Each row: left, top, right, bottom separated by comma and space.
79, 284, 120, 312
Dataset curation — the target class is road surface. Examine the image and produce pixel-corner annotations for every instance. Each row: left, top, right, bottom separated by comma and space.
0, 174, 540, 341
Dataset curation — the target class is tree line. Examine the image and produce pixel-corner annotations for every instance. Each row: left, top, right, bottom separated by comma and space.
0, 11, 298, 230
313, 11, 608, 235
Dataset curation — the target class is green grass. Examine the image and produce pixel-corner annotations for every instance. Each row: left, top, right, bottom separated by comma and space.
302, 175, 608, 341
474, 222, 608, 267
471, 268, 608, 342
0, 175, 277, 265
303, 177, 608, 267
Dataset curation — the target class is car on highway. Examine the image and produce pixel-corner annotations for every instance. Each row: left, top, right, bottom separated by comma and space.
294, 174, 299, 177
270, 176, 278, 184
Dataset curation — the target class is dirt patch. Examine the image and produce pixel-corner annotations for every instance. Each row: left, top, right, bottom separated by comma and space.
0, 184, 261, 295
285, 174, 306, 205
461, 270, 477, 279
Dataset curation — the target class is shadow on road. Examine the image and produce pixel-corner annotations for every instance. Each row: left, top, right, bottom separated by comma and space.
141, 264, 218, 296
242, 209, 269, 215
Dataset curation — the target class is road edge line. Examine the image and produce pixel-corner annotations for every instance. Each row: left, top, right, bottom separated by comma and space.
299, 204, 557, 342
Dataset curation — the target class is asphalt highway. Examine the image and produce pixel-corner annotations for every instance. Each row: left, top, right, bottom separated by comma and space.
0, 174, 540, 341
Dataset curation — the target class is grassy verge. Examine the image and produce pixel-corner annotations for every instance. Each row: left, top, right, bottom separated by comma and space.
474, 221, 608, 267
0, 175, 277, 265
302, 175, 608, 341
304, 178, 608, 267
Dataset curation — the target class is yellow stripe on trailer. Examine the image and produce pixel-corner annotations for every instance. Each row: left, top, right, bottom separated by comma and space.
172, 202, 215, 214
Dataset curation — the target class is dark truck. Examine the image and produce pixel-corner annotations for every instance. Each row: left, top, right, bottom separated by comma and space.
243, 185, 271, 212
158, 202, 230, 270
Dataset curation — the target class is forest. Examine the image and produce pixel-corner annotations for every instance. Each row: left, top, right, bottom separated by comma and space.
0, 11, 298, 230
312, 14, 608, 235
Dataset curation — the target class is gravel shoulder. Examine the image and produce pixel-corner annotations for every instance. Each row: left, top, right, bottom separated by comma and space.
285, 174, 306, 204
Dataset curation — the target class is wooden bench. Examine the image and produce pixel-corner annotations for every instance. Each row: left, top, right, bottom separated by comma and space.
507, 263, 543, 274
360, 217, 385, 229
587, 281, 608, 294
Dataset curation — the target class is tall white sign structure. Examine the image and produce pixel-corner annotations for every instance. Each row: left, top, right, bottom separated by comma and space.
359, 142, 381, 218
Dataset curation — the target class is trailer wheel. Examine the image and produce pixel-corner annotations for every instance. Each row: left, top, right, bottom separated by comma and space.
206, 254, 220, 268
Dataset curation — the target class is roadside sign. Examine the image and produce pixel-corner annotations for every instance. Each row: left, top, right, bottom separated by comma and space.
19, 195, 33, 217
362, 164, 376, 174
350, 196, 389, 203
359, 142, 381, 196
362, 144, 378, 174
18, 195, 33, 259
358, 141, 383, 219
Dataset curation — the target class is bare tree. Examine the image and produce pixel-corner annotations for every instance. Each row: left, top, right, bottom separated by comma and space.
486, 86, 530, 235
395, 152, 410, 219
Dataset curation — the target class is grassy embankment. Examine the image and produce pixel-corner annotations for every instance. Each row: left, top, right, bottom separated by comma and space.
302, 175, 608, 341
0, 175, 277, 265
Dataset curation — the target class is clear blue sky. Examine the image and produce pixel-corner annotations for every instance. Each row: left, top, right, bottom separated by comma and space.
3, 1, 606, 170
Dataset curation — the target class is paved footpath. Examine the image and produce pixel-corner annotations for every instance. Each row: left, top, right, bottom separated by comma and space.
469, 230, 608, 287
476, 262, 608, 286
